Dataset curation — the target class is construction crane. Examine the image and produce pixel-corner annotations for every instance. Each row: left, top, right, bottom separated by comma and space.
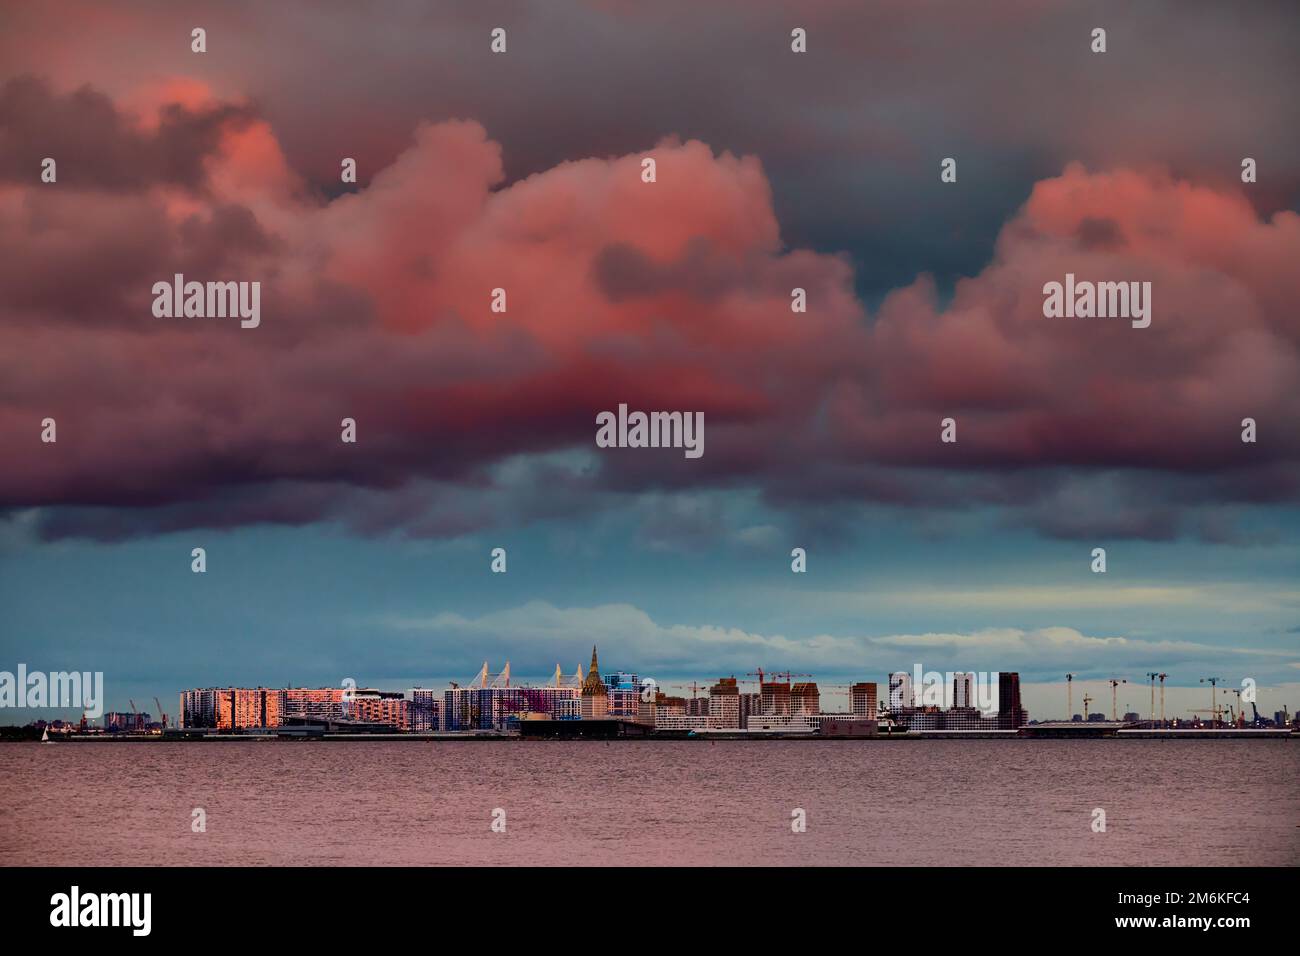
746, 669, 812, 686
768, 671, 812, 683
1107, 678, 1127, 721
1082, 693, 1094, 720
1157, 673, 1168, 727
1249, 702, 1268, 728
669, 681, 709, 699
1200, 677, 1224, 726
153, 696, 167, 730
1145, 672, 1161, 727
1066, 673, 1075, 720
1222, 688, 1244, 728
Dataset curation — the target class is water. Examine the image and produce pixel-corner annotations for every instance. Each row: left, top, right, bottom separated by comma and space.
1, 739, 1295, 866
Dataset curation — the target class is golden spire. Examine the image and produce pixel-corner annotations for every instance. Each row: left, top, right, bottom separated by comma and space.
582, 645, 607, 696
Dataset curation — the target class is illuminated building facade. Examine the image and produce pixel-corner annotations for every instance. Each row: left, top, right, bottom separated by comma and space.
580, 646, 609, 720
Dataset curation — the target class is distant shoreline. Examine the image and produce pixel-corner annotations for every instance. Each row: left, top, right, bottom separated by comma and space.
9, 728, 1295, 743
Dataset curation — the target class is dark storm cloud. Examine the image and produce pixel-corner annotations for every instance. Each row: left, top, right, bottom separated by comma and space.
0, 3, 1297, 545
2, 1, 1296, 298
0, 75, 256, 192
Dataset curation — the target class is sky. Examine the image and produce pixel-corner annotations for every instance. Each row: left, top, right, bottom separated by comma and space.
1, 0, 1297, 721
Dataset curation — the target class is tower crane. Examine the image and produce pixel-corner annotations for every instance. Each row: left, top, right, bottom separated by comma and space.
1200, 677, 1224, 726
1157, 673, 1168, 727
1145, 673, 1161, 727
768, 671, 812, 683
1066, 673, 1075, 720
1082, 693, 1094, 721
1222, 687, 1244, 728
1107, 678, 1127, 721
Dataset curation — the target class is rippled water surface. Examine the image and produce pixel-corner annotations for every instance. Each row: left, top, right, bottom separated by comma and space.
1, 739, 1295, 866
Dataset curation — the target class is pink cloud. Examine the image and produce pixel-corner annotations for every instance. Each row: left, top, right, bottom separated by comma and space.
0, 82, 1295, 540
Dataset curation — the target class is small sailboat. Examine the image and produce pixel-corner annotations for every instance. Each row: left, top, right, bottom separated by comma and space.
41, 727, 51, 743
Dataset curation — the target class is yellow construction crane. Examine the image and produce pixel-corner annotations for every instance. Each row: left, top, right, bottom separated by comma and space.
1082, 693, 1094, 720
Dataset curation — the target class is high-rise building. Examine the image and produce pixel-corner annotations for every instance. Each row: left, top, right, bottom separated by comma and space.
888, 672, 914, 711
790, 682, 820, 715
409, 688, 440, 732
953, 672, 975, 709
553, 695, 582, 720
849, 682, 878, 717
760, 681, 791, 716
998, 672, 1027, 728
580, 646, 609, 719
224, 687, 281, 728
738, 692, 761, 729
350, 690, 409, 729
283, 687, 346, 722
180, 687, 284, 729
655, 693, 686, 719
180, 689, 217, 728
604, 671, 642, 720
708, 677, 741, 729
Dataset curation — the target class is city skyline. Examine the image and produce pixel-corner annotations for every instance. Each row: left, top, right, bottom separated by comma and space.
9, 651, 1295, 728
